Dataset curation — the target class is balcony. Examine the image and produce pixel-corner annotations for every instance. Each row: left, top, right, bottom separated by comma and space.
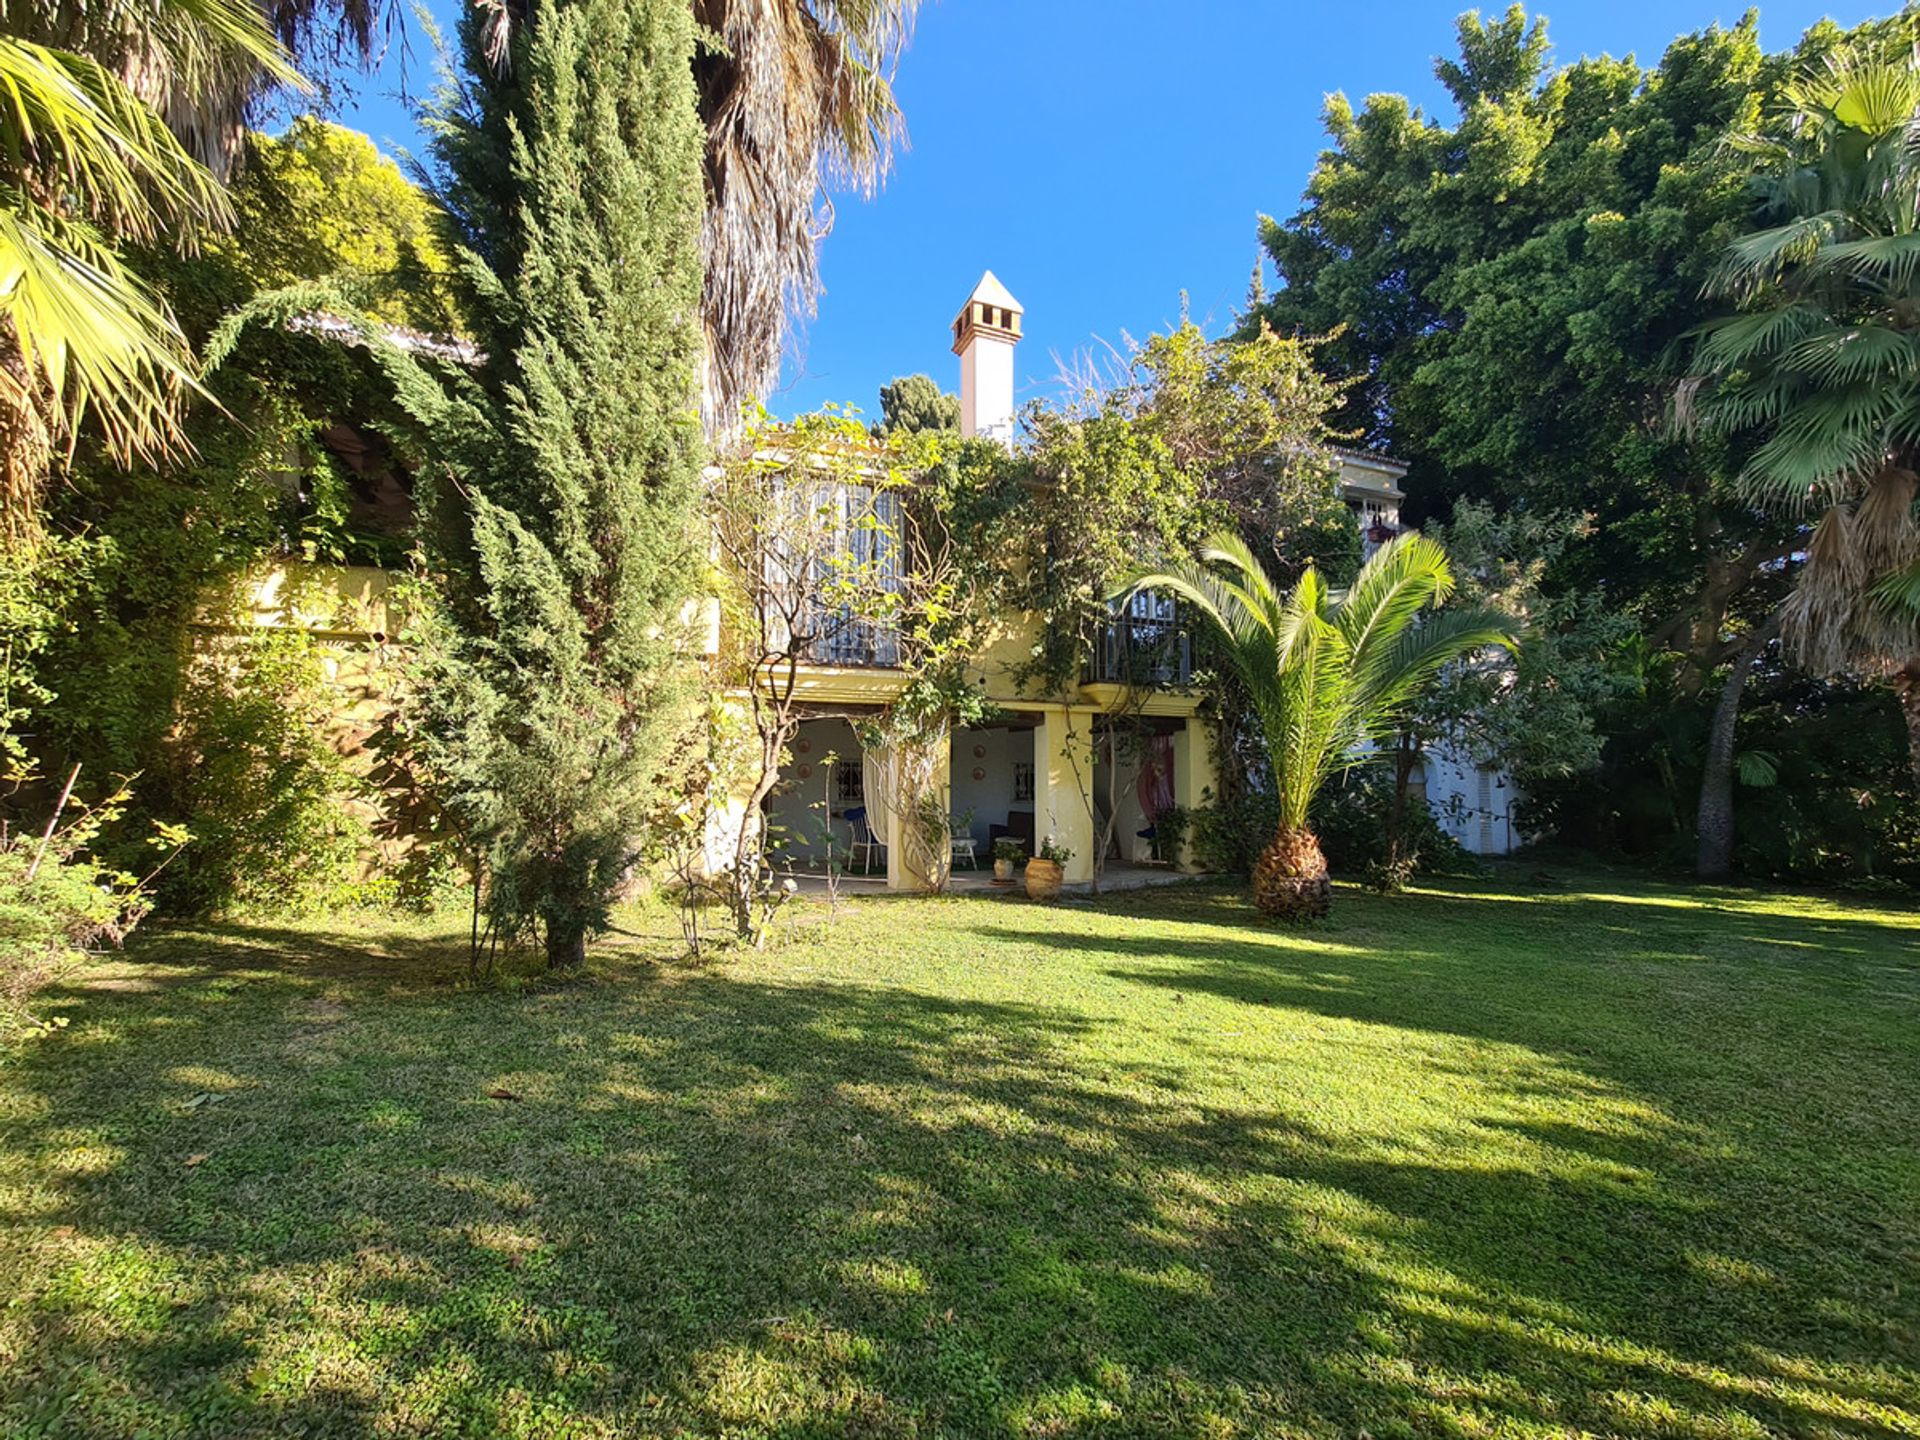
798, 603, 902, 668
1087, 590, 1192, 687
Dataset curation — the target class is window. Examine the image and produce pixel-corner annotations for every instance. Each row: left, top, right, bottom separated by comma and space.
1013, 760, 1035, 803
836, 763, 864, 806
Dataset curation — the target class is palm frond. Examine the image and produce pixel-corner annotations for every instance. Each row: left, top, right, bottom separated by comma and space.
0, 36, 230, 241
1778, 323, 1920, 389
0, 205, 199, 463
1335, 532, 1454, 663
1124, 530, 1519, 834
691, 0, 919, 434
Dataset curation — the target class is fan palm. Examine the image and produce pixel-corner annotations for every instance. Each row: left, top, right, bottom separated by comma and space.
0, 0, 322, 542
689, 0, 916, 433
1680, 44, 1920, 776
1115, 532, 1516, 921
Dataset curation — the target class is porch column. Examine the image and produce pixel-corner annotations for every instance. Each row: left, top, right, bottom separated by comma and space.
884, 732, 952, 892
1037, 706, 1095, 885
1172, 718, 1217, 874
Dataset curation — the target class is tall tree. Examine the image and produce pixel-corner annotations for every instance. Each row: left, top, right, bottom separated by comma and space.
385, 0, 705, 967
689, 0, 918, 429
1684, 40, 1920, 782
1251, 7, 1799, 693
1116, 533, 1515, 921
876, 373, 958, 434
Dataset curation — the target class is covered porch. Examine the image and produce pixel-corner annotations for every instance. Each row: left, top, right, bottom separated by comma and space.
759, 702, 1216, 892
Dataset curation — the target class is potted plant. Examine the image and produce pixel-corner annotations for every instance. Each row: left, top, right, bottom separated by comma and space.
991, 838, 1025, 884
1025, 835, 1072, 901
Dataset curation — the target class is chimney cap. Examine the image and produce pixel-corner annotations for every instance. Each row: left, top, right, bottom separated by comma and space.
952, 270, 1023, 354
955, 270, 1022, 321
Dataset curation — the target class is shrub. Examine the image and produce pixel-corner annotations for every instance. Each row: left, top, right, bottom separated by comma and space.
163, 628, 378, 915
0, 780, 169, 1035
1187, 767, 1474, 885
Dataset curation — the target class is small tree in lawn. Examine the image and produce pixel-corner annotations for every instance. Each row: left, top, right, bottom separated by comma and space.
379, 0, 705, 969
1116, 532, 1516, 920
707, 406, 932, 940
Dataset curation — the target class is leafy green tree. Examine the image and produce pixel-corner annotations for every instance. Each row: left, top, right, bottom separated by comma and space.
379, 0, 705, 968
1249, 5, 1920, 878
1116, 533, 1515, 921
876, 373, 959, 434
224, 117, 461, 331
1252, 6, 1802, 692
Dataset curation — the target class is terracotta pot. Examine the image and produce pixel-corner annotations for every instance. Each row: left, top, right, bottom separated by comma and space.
992, 858, 1015, 884
1025, 858, 1064, 901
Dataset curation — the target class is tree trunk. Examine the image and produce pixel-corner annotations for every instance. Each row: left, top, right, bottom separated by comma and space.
1696, 611, 1781, 880
546, 920, 588, 970
1251, 824, 1331, 921
1384, 732, 1417, 890
1892, 663, 1920, 793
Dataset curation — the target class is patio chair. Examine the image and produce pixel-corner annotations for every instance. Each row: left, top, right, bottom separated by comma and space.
845, 807, 886, 875
950, 825, 980, 870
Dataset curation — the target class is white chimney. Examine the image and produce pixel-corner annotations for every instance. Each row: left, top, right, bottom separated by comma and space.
952, 270, 1022, 446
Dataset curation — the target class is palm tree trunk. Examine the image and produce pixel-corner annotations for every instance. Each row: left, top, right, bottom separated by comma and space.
1384, 732, 1417, 890
1252, 824, 1330, 921
1696, 610, 1781, 880
0, 324, 51, 545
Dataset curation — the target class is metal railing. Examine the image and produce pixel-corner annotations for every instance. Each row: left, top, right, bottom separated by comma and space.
1087, 592, 1192, 687
800, 603, 902, 668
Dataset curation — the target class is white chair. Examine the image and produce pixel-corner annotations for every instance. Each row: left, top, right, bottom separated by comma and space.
847, 807, 886, 875
950, 828, 980, 870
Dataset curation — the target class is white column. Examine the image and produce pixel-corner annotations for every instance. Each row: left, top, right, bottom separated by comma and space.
883, 734, 952, 892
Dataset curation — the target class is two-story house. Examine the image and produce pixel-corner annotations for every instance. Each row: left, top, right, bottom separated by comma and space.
713, 274, 1515, 892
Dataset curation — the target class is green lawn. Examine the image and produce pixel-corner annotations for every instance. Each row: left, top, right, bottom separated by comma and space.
1, 870, 1916, 1439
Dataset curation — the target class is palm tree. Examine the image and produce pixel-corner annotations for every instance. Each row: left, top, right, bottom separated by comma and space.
1115, 532, 1516, 921
1681, 44, 1920, 780
1, 0, 389, 543
689, 0, 917, 433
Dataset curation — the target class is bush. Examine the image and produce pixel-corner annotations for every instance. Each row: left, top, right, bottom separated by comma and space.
0, 781, 167, 1035
1189, 787, 1280, 875
1314, 767, 1475, 888
163, 628, 379, 916
1186, 765, 1474, 885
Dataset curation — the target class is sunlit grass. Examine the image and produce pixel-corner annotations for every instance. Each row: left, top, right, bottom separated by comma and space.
1, 865, 1915, 1437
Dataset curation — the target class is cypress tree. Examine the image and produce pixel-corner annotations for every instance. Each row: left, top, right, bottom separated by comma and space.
391, 0, 704, 967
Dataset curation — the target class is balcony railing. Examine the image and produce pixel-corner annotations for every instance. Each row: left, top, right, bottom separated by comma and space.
1087, 591, 1192, 687
800, 604, 902, 668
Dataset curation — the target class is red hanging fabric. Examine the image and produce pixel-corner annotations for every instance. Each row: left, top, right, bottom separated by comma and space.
1139, 733, 1176, 823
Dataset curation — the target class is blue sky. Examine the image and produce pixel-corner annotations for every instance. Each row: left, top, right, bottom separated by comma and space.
331, 0, 1879, 421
